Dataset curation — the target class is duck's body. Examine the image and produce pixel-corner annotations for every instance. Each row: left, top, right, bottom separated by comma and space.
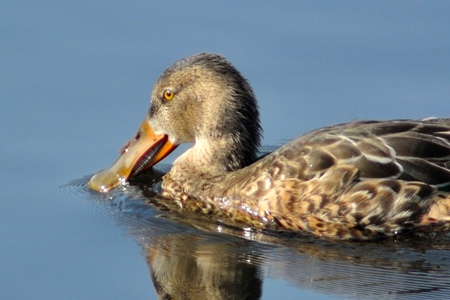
89, 53, 450, 240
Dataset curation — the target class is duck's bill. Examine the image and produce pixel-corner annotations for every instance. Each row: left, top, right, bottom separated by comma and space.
88, 120, 177, 193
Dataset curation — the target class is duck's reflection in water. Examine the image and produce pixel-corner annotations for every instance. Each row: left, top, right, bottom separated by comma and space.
147, 234, 262, 300
97, 180, 450, 300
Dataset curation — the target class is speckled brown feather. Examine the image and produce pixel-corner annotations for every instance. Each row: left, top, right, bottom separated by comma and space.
143, 53, 450, 240
160, 118, 450, 239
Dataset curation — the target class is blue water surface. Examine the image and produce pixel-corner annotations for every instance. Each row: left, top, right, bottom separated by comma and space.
1, 1, 450, 299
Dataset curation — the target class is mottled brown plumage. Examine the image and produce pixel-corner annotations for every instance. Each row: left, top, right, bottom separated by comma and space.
89, 53, 450, 240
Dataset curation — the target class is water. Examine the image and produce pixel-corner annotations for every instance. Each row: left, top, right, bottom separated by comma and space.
2, 1, 450, 299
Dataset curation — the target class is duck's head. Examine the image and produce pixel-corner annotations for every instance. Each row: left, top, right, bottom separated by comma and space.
89, 53, 262, 193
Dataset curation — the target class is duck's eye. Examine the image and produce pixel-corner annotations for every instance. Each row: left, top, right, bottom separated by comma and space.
163, 89, 175, 101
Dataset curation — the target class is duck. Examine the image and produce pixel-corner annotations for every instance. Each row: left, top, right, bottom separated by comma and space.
89, 53, 450, 240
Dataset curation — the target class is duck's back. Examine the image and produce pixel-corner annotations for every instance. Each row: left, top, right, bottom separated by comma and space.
223, 118, 450, 239
286, 118, 450, 184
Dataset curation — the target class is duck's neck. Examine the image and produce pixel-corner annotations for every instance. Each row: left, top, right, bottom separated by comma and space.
180, 134, 256, 175
163, 134, 257, 195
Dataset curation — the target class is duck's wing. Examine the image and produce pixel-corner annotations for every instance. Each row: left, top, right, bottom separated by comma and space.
282, 119, 450, 187
219, 119, 450, 192
214, 119, 450, 238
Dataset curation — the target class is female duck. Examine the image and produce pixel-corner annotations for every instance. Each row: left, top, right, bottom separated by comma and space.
89, 53, 450, 240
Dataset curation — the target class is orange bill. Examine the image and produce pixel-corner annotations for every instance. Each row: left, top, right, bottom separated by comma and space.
88, 120, 177, 193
